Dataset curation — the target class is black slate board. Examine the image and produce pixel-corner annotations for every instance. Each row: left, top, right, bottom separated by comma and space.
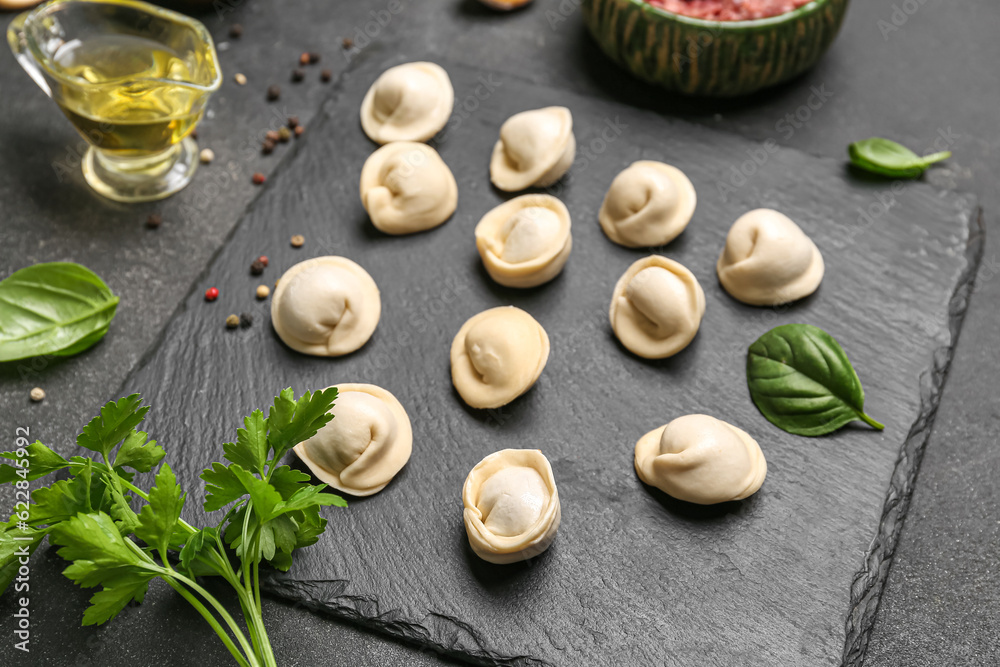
121, 54, 980, 666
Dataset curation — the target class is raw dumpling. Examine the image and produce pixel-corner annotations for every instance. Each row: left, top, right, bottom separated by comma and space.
609, 256, 705, 359
463, 449, 561, 564
450, 306, 549, 409
360, 62, 454, 144
634, 414, 766, 505
295, 383, 412, 496
716, 208, 824, 306
271, 256, 380, 356
490, 107, 575, 191
599, 161, 696, 248
475, 194, 572, 288
360, 142, 458, 234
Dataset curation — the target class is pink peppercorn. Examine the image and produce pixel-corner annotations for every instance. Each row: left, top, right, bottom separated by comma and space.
252, 172, 266, 185
205, 287, 219, 302
258, 255, 269, 267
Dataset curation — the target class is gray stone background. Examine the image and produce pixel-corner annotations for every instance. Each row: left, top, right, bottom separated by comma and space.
0, 0, 997, 665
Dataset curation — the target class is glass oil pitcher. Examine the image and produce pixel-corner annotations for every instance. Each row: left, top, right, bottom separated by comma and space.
8, 0, 221, 202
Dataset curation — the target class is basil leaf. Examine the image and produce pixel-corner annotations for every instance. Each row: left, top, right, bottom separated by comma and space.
0, 262, 119, 362
747, 324, 884, 436
848, 137, 950, 179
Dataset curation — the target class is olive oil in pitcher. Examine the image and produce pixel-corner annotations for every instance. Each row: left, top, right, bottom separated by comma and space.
8, 0, 222, 201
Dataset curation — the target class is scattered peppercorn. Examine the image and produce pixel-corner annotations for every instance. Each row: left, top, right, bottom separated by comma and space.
308, 52, 320, 64
342, 38, 353, 49
250, 258, 266, 275
278, 126, 291, 142
291, 68, 305, 83
262, 140, 275, 155
290, 234, 305, 248
239, 312, 253, 329
205, 287, 220, 301
287, 116, 299, 129
234, 72, 247, 85
252, 172, 266, 185
294, 125, 304, 138
320, 69, 332, 82
199, 148, 215, 164
299, 52, 310, 66
146, 213, 162, 229
266, 85, 280, 101
30, 387, 45, 402
191, 128, 198, 140
258, 255, 269, 267
256, 284, 271, 300
226, 314, 240, 329
229, 24, 243, 39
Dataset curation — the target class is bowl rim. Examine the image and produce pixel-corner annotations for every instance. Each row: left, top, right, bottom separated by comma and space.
621, 0, 832, 31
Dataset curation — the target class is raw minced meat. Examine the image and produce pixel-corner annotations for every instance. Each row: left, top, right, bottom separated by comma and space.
648, 0, 815, 21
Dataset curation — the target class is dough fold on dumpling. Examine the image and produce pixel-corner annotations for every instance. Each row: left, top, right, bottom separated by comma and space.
609, 256, 705, 359
475, 194, 572, 288
634, 414, 766, 505
271, 256, 380, 356
360, 142, 458, 234
450, 306, 549, 409
716, 208, 824, 306
295, 383, 412, 496
463, 449, 561, 564
490, 107, 575, 191
599, 161, 696, 248
360, 62, 454, 144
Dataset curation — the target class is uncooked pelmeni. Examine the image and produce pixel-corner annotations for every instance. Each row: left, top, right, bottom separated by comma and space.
490, 107, 575, 191
450, 306, 549, 409
634, 414, 766, 505
463, 449, 561, 564
599, 161, 696, 248
360, 62, 454, 144
716, 208, 824, 306
609, 256, 705, 359
475, 194, 572, 288
295, 383, 412, 496
359, 142, 458, 234
271, 256, 380, 356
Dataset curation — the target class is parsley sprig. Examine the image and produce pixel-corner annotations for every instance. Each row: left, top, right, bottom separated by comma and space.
0, 388, 343, 667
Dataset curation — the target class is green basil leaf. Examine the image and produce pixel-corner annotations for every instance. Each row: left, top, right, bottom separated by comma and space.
848, 137, 950, 179
747, 324, 884, 436
0, 262, 119, 362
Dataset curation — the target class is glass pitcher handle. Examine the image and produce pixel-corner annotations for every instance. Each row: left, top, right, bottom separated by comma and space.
7, 11, 52, 98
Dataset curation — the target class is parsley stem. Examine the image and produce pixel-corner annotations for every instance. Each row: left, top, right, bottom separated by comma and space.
163, 577, 256, 667
167, 568, 261, 665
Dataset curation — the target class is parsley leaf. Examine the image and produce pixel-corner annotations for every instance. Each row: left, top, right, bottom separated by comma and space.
265, 387, 337, 466
135, 464, 185, 557
0, 441, 69, 483
223, 410, 268, 475
77, 395, 149, 461
113, 430, 165, 473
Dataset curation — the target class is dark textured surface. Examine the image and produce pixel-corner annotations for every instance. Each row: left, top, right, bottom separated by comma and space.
117, 56, 978, 666
1, 0, 999, 665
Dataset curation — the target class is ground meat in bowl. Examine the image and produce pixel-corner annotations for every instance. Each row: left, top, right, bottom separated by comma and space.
648, 0, 815, 21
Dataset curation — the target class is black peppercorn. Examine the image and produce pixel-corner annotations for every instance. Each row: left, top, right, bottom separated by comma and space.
266, 85, 280, 101
250, 259, 265, 275
239, 312, 253, 329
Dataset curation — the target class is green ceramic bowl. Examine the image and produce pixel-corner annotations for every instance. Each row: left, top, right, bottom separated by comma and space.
582, 0, 850, 97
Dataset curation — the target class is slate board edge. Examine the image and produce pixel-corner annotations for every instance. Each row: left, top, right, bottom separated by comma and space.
843, 204, 985, 667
